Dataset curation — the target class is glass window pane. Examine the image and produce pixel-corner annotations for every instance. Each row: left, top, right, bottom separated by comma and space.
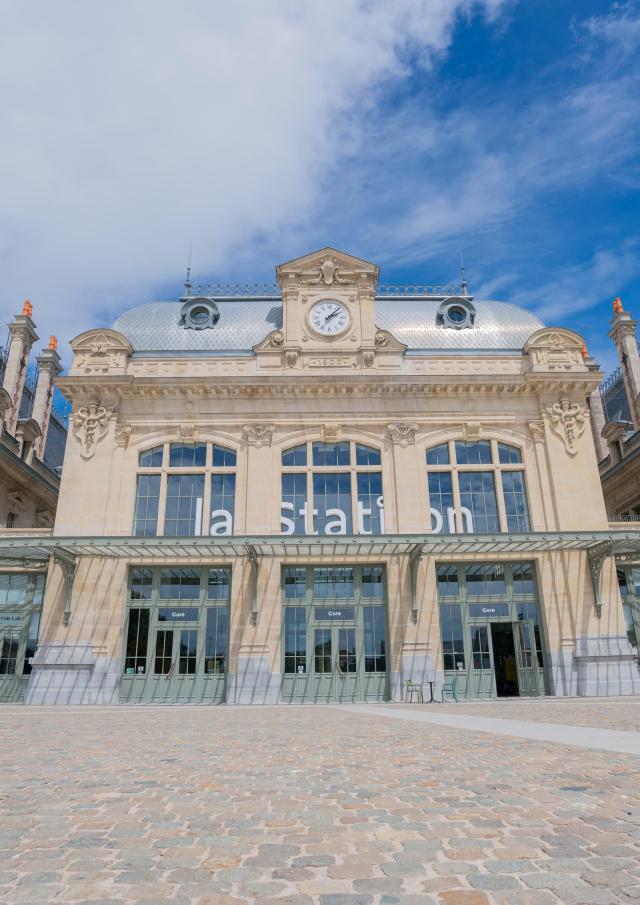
426, 443, 450, 465
501, 471, 530, 532
207, 568, 230, 600
211, 473, 235, 536
284, 607, 307, 674
314, 628, 332, 673
471, 625, 491, 669
455, 440, 492, 465
154, 630, 173, 674
169, 442, 206, 467
439, 603, 465, 671
458, 471, 500, 533
124, 608, 150, 675
512, 563, 534, 595
617, 568, 629, 598
133, 474, 160, 536
465, 564, 506, 596
338, 628, 357, 673
164, 474, 205, 536
436, 565, 459, 597
179, 629, 198, 674
284, 567, 307, 599
138, 445, 163, 467
498, 443, 522, 464
356, 472, 383, 534
22, 611, 41, 675
428, 472, 454, 533
282, 444, 307, 467
205, 607, 228, 673
0, 632, 20, 675
212, 445, 236, 467
313, 472, 352, 535
355, 444, 381, 466
312, 441, 350, 467
313, 567, 354, 599
361, 566, 384, 598
32, 574, 46, 607
130, 568, 153, 600
281, 473, 307, 536
4, 574, 28, 605
159, 569, 201, 600
363, 606, 386, 672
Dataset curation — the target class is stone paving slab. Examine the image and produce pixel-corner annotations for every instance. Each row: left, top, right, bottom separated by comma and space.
0, 704, 639, 904
417, 698, 640, 732
353, 704, 640, 755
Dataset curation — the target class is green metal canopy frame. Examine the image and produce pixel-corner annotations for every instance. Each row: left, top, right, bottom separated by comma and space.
1, 531, 639, 625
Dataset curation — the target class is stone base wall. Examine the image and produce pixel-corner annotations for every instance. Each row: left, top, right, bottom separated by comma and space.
25, 644, 121, 705
549, 635, 640, 697
228, 655, 281, 704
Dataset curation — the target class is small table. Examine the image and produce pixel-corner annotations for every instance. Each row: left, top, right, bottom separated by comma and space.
423, 680, 436, 703
404, 681, 436, 703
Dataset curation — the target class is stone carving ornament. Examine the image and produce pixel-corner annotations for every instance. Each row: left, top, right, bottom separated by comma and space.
545, 398, 586, 456
462, 421, 481, 441
387, 422, 419, 447
74, 402, 114, 458
243, 423, 275, 448
299, 256, 351, 287
528, 421, 545, 443
114, 424, 132, 448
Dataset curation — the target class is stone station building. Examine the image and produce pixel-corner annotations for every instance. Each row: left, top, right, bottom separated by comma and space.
2, 248, 639, 705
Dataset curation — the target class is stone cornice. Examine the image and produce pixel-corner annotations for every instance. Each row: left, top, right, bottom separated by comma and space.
56, 371, 601, 402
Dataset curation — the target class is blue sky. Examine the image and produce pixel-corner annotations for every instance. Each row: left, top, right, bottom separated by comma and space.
1, 1, 639, 375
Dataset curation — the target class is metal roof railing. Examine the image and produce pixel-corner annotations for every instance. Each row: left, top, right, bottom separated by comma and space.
188, 283, 465, 299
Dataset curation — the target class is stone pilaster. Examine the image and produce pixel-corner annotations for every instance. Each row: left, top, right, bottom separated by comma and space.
609, 298, 640, 428
32, 338, 63, 460
588, 385, 608, 462
1, 302, 38, 435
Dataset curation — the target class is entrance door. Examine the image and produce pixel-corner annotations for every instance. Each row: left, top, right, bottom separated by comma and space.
336, 626, 358, 702
490, 623, 519, 697
311, 625, 359, 702
469, 625, 494, 697
513, 620, 541, 697
150, 628, 174, 703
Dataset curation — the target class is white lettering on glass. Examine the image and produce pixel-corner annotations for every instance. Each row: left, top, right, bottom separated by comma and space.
325, 508, 347, 535
194, 497, 203, 537
210, 509, 233, 536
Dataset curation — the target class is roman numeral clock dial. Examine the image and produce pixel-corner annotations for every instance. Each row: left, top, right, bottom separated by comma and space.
308, 300, 350, 337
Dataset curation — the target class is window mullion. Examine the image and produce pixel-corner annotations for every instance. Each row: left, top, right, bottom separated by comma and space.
494, 468, 508, 533
157, 472, 168, 536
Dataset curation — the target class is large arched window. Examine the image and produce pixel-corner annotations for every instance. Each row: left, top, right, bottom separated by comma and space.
133, 442, 237, 537
281, 441, 384, 536
426, 439, 530, 534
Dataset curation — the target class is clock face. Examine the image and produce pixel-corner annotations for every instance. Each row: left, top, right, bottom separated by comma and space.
308, 300, 350, 336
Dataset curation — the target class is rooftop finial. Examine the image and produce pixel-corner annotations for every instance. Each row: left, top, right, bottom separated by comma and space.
613, 296, 623, 314
460, 253, 469, 296
22, 300, 33, 317
184, 241, 192, 297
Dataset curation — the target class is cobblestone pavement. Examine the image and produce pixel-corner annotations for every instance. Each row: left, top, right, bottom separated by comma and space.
430, 698, 640, 732
1, 704, 639, 905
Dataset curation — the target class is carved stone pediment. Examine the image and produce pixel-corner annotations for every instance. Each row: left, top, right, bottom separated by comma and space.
276, 247, 379, 292
70, 329, 132, 375
524, 328, 587, 373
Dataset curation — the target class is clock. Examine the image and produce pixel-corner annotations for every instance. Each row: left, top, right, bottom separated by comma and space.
308, 300, 350, 336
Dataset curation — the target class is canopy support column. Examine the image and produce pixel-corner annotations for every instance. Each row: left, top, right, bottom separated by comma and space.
409, 544, 424, 625
247, 544, 261, 626
51, 547, 77, 625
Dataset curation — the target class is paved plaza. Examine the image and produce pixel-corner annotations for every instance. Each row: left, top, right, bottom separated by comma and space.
1, 700, 640, 905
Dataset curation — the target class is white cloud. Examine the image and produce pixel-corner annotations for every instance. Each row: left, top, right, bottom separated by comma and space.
0, 0, 503, 354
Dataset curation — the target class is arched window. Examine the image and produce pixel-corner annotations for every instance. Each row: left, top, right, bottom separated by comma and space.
133, 442, 237, 537
426, 439, 529, 534
281, 441, 384, 536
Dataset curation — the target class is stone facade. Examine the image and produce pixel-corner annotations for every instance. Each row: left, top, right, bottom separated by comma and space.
23, 248, 640, 704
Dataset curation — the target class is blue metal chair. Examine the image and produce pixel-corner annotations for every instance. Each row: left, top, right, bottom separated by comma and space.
441, 674, 458, 703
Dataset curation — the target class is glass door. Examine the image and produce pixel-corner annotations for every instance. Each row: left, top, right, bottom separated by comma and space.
174, 628, 199, 702
468, 625, 495, 697
312, 627, 334, 702
513, 620, 541, 697
335, 626, 358, 702
150, 628, 174, 703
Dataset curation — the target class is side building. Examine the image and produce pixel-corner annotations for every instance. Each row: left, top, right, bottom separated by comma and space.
2, 248, 639, 705
0, 302, 67, 700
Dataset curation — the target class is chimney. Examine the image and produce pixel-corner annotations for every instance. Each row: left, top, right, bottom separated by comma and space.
609, 297, 640, 429
32, 336, 63, 461
1, 301, 38, 435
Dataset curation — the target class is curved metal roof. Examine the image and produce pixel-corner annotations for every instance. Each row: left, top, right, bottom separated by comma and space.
112, 298, 543, 353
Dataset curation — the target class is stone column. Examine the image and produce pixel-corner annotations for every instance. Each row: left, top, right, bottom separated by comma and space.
1, 301, 38, 435
588, 384, 608, 462
609, 297, 640, 428
32, 337, 63, 461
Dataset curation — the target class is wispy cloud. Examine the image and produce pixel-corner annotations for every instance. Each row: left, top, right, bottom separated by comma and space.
0, 0, 505, 351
